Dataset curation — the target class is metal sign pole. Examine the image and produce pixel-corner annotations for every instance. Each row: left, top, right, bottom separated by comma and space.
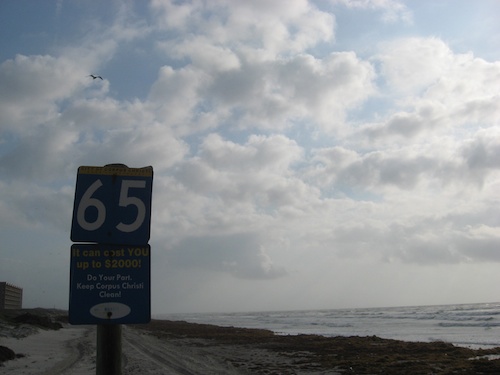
96, 324, 122, 375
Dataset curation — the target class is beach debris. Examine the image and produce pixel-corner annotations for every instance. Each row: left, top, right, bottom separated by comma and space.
0, 345, 15, 363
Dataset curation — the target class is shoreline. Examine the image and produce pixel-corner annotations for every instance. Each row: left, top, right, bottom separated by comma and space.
3, 309, 500, 374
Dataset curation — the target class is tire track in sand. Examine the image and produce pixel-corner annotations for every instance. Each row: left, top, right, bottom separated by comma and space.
122, 326, 241, 375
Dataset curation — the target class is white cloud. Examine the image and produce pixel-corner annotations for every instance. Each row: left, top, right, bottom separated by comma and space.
152, 0, 335, 57
310, 146, 437, 191
330, 0, 413, 23
165, 232, 287, 280
0, 54, 86, 131
174, 133, 310, 210
170, 51, 376, 133
167, 37, 242, 73
2, 1, 500, 312
0, 122, 81, 182
377, 37, 454, 94
147, 65, 216, 135
376, 37, 500, 113
460, 128, 500, 187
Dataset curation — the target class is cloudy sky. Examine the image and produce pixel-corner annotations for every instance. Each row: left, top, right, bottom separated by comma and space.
1, 0, 500, 314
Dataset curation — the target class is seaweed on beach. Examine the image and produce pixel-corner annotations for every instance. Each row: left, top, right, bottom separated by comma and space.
133, 319, 500, 374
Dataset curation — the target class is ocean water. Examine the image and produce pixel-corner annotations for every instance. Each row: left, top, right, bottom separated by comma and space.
159, 302, 500, 349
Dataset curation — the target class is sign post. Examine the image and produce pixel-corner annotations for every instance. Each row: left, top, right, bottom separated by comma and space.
97, 324, 122, 375
69, 164, 153, 375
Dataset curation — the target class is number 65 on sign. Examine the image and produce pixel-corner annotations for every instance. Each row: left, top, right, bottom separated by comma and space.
71, 165, 153, 245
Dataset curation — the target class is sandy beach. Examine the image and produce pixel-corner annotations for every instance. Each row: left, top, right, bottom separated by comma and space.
2, 309, 500, 374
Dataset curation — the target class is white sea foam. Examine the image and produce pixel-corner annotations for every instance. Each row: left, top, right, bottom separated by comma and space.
158, 302, 500, 349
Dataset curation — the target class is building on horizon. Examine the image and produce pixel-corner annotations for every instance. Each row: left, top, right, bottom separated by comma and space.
0, 282, 23, 309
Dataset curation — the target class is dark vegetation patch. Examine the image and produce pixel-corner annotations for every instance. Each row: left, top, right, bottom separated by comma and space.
0, 346, 15, 363
0, 308, 67, 365
132, 319, 500, 375
13, 313, 63, 330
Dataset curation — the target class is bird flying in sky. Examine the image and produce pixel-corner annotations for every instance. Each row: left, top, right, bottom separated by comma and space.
88, 74, 103, 80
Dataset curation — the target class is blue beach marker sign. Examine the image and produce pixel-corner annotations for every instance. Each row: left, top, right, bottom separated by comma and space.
71, 165, 153, 245
69, 244, 151, 324
69, 164, 153, 325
